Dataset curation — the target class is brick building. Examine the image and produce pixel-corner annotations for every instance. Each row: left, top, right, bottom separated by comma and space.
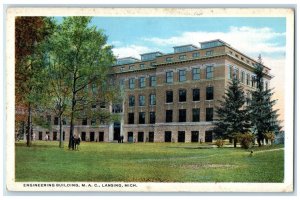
31, 39, 272, 143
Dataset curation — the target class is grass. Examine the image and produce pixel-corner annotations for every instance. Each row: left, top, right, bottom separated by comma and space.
15, 141, 284, 182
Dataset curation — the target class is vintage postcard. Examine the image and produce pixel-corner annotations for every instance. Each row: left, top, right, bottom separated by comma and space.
5, 7, 294, 192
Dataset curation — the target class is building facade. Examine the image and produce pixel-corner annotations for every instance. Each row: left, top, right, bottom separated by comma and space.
30, 39, 272, 143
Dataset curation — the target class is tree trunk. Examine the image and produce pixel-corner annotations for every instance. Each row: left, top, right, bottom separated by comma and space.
68, 92, 76, 150
233, 138, 237, 148
59, 115, 63, 148
26, 103, 32, 147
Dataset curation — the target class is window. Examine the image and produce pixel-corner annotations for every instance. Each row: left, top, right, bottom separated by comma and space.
166, 57, 173, 62
82, 118, 87, 125
139, 95, 145, 106
129, 78, 135, 89
179, 55, 186, 60
233, 68, 238, 80
206, 108, 214, 121
228, 66, 232, 79
129, 65, 134, 70
166, 110, 173, 123
139, 77, 146, 88
100, 102, 106, 108
91, 119, 96, 125
151, 62, 156, 66
46, 115, 51, 123
112, 104, 123, 113
119, 79, 125, 88
206, 66, 213, 79
139, 112, 145, 124
166, 91, 173, 103
179, 89, 187, 102
150, 76, 156, 87
140, 64, 145, 69
165, 131, 172, 142
251, 76, 256, 87
246, 74, 250, 85
192, 89, 200, 101
192, 52, 200, 58
206, 86, 214, 100
120, 67, 124, 71
149, 94, 156, 105
192, 108, 200, 122
92, 83, 97, 94
246, 93, 251, 105
149, 112, 155, 124
206, 50, 213, 56
241, 71, 245, 83
62, 118, 67, 125
192, 68, 200, 80
179, 70, 186, 82
191, 131, 199, 142
128, 113, 134, 124
54, 117, 59, 125
166, 71, 173, 83
265, 81, 269, 90
178, 131, 185, 142
179, 109, 186, 122
129, 95, 135, 107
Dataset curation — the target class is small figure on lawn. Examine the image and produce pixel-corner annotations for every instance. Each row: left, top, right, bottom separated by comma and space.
249, 150, 254, 157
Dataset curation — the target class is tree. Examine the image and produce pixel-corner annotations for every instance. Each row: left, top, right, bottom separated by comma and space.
214, 78, 251, 147
248, 55, 281, 146
47, 17, 116, 149
15, 17, 54, 146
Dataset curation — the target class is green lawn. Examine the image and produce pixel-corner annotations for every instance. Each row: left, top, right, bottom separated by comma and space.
15, 141, 284, 182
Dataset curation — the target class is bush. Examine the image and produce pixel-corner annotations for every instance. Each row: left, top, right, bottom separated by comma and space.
264, 131, 276, 144
237, 133, 255, 149
215, 139, 224, 148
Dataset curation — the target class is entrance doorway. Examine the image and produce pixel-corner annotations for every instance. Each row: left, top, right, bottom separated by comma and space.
205, 131, 213, 142
39, 132, 42, 140
90, 132, 95, 142
99, 132, 104, 142
191, 131, 199, 142
149, 132, 154, 142
113, 122, 120, 141
138, 132, 144, 142
53, 131, 57, 141
178, 131, 185, 142
81, 132, 86, 141
165, 131, 172, 142
128, 132, 133, 142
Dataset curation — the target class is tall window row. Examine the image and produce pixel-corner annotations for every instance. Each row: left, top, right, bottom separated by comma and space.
128, 76, 156, 89
128, 94, 156, 107
166, 66, 214, 84
127, 107, 213, 125
128, 112, 156, 125
165, 87, 213, 103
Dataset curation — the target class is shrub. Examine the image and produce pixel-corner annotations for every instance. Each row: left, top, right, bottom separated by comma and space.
215, 139, 224, 148
264, 131, 276, 144
237, 133, 255, 149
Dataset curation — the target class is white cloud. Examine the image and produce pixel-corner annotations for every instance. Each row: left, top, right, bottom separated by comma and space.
112, 45, 153, 59
143, 26, 286, 56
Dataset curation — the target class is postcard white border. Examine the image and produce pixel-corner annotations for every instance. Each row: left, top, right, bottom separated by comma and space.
5, 7, 295, 192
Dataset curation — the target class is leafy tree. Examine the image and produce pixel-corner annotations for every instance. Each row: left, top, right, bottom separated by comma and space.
47, 17, 116, 149
15, 17, 54, 146
248, 55, 281, 146
214, 78, 251, 147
